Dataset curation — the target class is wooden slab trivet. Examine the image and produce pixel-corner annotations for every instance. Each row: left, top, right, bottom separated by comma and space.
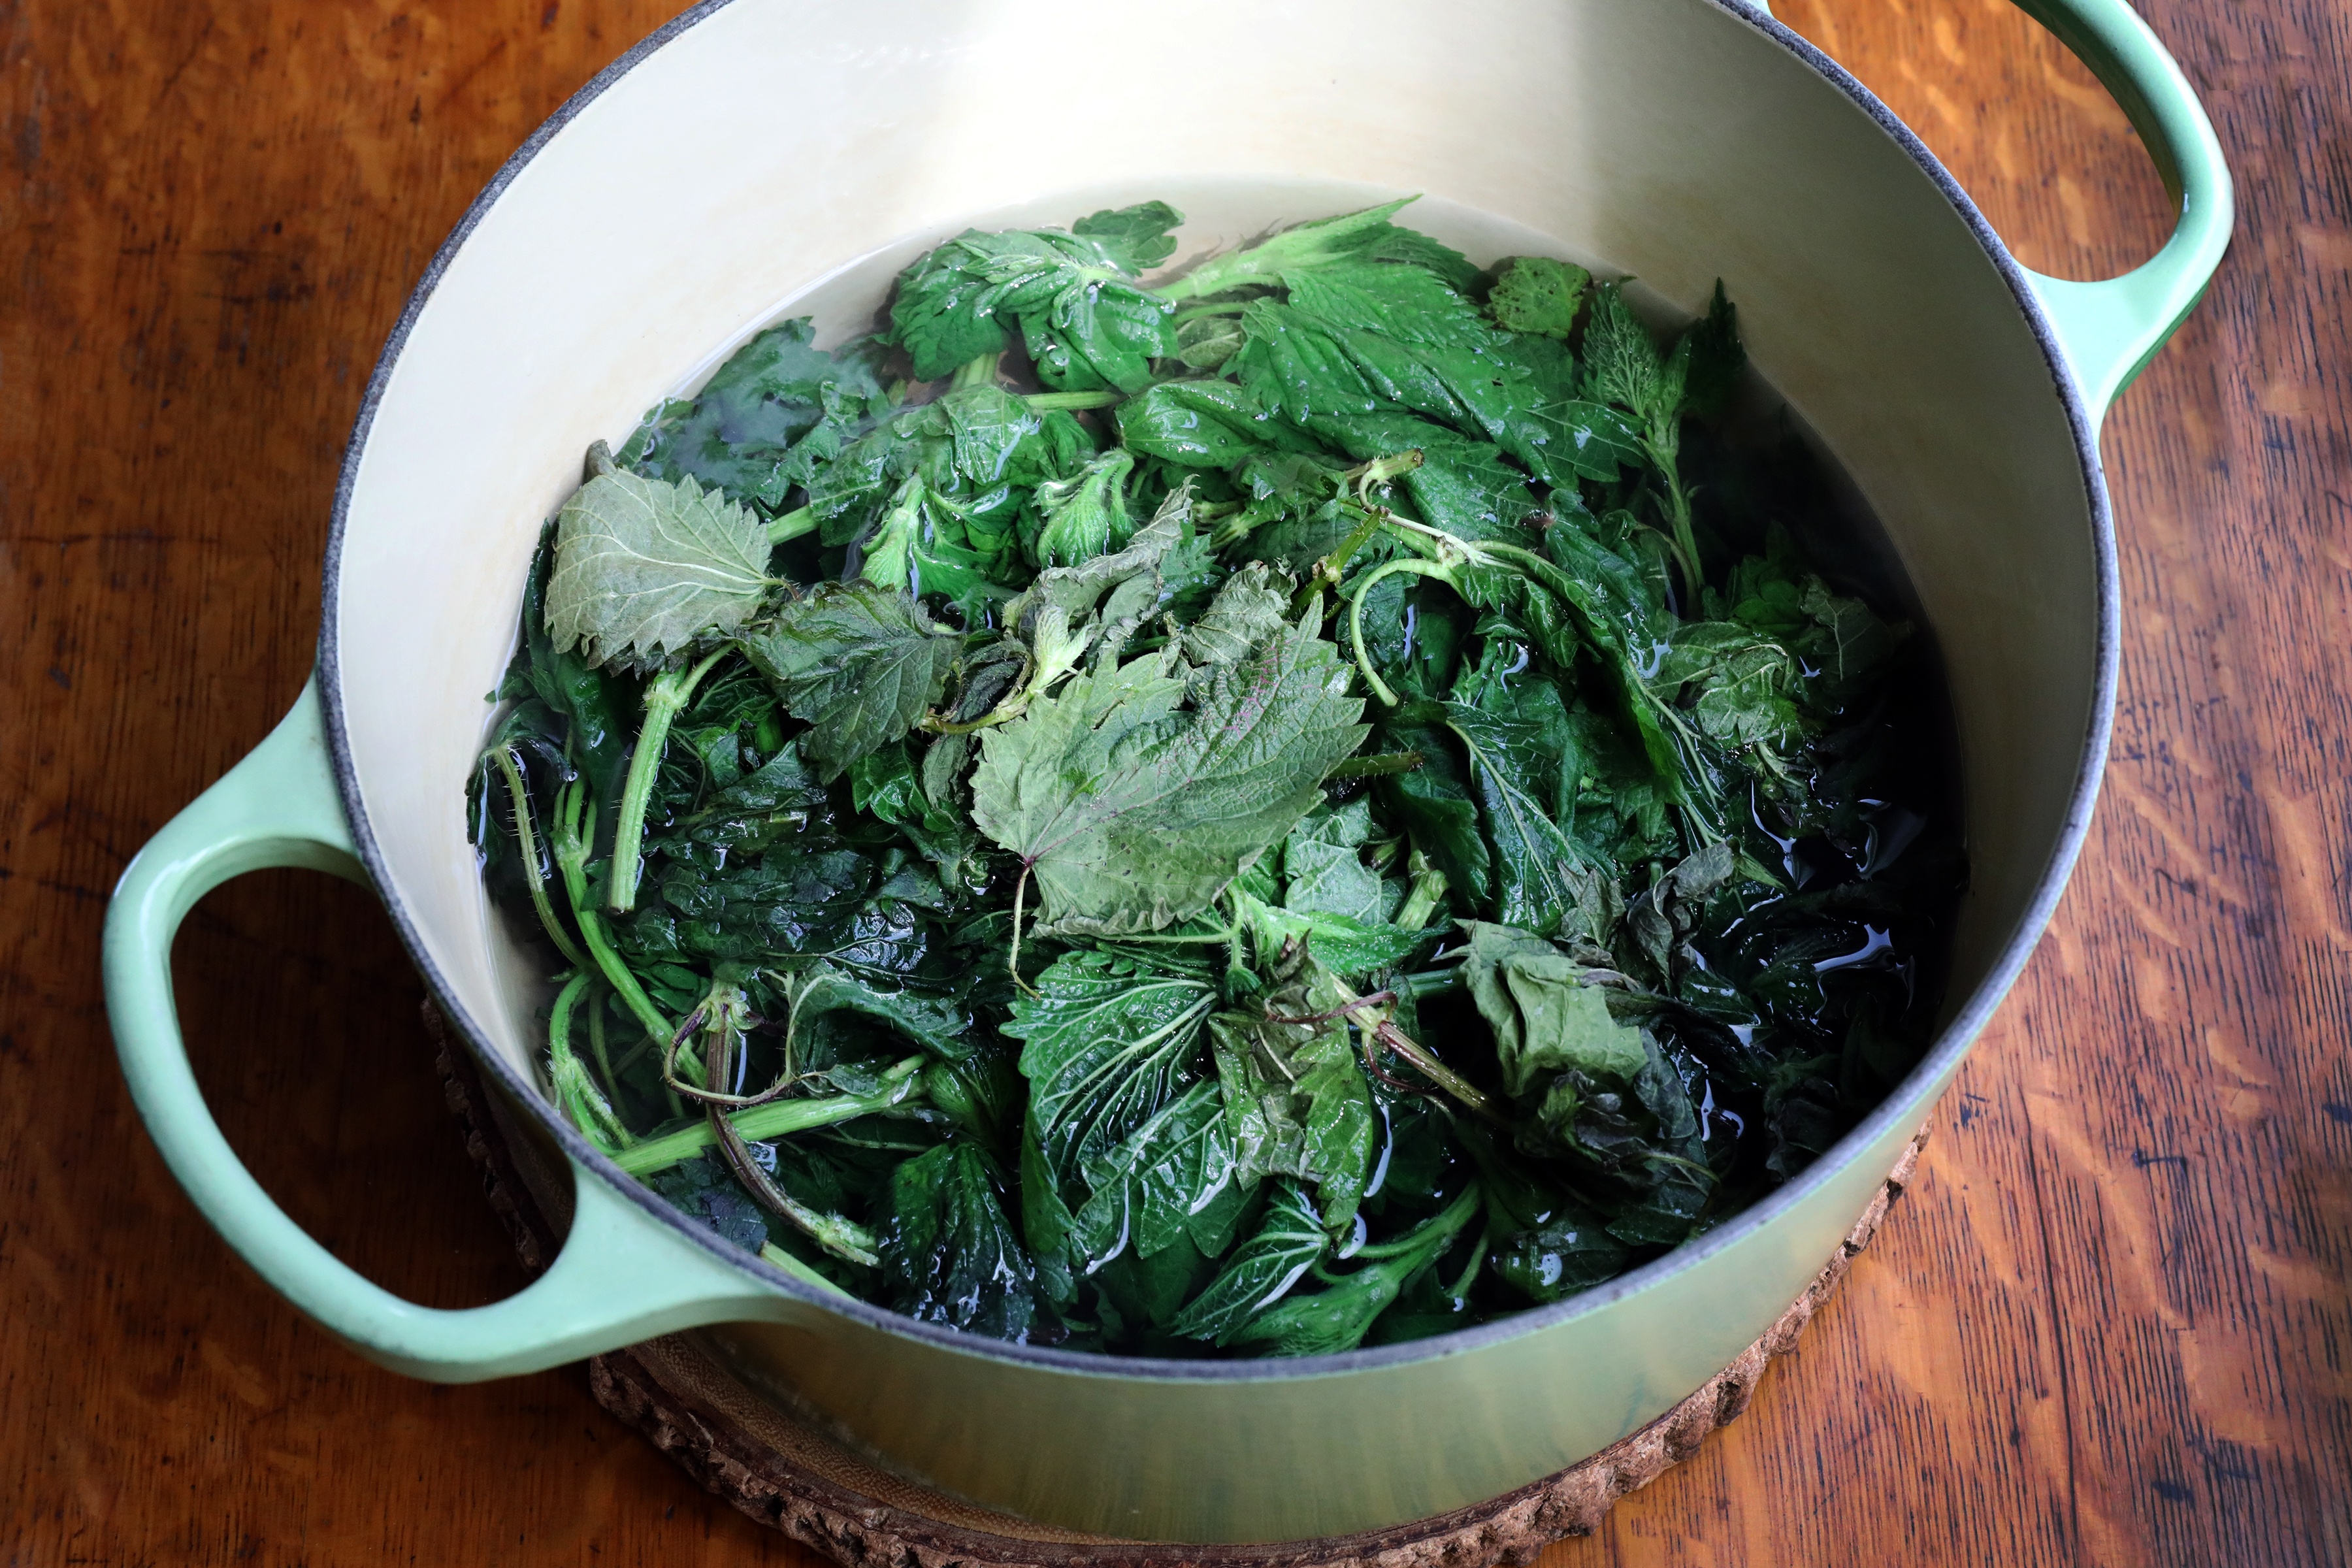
425, 1001, 1927, 1565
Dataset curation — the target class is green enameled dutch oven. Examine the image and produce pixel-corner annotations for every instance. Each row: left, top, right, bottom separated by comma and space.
103, 0, 2230, 1543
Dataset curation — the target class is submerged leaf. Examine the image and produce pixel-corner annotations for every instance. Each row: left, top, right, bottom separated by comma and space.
1486, 256, 1590, 339
619, 317, 889, 512
888, 217, 1180, 392
1168, 1180, 1328, 1345
1005, 951, 1217, 1191
1071, 1079, 1248, 1267
1207, 956, 1376, 1228
881, 1143, 1039, 1340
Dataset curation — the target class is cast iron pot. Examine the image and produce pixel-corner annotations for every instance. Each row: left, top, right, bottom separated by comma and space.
103, 0, 2230, 1543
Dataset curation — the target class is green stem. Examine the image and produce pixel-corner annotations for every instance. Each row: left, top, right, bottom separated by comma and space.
1661, 476, 1701, 608
1346, 557, 1455, 706
950, 351, 1001, 390
552, 783, 674, 1045
1171, 301, 1251, 323
586, 989, 619, 1103
492, 746, 587, 968
548, 970, 631, 1150
1393, 857, 1450, 930
766, 506, 816, 546
759, 1242, 855, 1299
1337, 980, 1499, 1123
608, 648, 727, 914
1397, 965, 1467, 999
1348, 1182, 1482, 1262
610, 1057, 924, 1177
704, 1023, 882, 1267
1446, 1233, 1490, 1301
1023, 389, 1123, 412
1642, 424, 1703, 605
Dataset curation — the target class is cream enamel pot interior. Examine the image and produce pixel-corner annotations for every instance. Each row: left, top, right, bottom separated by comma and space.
104, 0, 2230, 1543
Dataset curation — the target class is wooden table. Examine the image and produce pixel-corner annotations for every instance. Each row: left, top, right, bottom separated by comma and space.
3, 1, 2343, 1561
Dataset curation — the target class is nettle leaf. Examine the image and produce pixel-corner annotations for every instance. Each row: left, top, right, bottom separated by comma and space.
1004, 951, 1217, 1192
1168, 1179, 1328, 1345
739, 582, 960, 781
1071, 1079, 1249, 1267
1222, 1199, 1467, 1357
1442, 702, 1614, 943
1028, 448, 1136, 568
1071, 200, 1184, 270
1282, 262, 1494, 348
1181, 563, 1291, 666
969, 612, 1368, 936
772, 958, 972, 1062
1678, 280, 1746, 419
1175, 314, 1246, 370
1116, 378, 1318, 467
887, 220, 1179, 392
881, 1143, 1039, 1340
1486, 256, 1590, 339
619, 318, 889, 512
1460, 921, 1647, 1098
1306, 411, 1545, 542
1207, 958, 1376, 1228
1581, 281, 1682, 429
805, 386, 1054, 563
1376, 710, 1492, 908
546, 470, 774, 670
1492, 1207, 1630, 1303
1233, 887, 1422, 983
1281, 798, 1388, 924
1160, 197, 1480, 301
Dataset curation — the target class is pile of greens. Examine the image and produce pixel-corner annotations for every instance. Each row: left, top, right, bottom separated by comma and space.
470, 198, 1961, 1357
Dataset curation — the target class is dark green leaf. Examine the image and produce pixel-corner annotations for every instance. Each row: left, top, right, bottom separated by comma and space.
888, 220, 1179, 391
739, 582, 960, 781
881, 1143, 1039, 1340
1168, 1180, 1328, 1345
618, 318, 889, 512
1442, 702, 1614, 943
1207, 957, 1377, 1227
1678, 281, 1745, 418
1071, 200, 1185, 270
1004, 951, 1217, 1190
1492, 1210, 1629, 1303
1071, 1079, 1249, 1266
1028, 448, 1137, 568
1116, 378, 1315, 466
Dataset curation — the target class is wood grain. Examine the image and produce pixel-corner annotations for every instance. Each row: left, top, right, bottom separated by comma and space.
0, 1, 2342, 1563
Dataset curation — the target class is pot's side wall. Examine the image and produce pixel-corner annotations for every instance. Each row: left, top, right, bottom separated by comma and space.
325, 0, 2099, 1545
706, 1079, 1951, 1542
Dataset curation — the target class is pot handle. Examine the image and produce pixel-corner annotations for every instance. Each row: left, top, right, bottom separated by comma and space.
2005, 0, 2232, 424
104, 676, 800, 1382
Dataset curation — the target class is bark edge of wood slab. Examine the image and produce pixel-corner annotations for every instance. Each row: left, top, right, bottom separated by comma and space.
425, 1001, 1927, 1563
